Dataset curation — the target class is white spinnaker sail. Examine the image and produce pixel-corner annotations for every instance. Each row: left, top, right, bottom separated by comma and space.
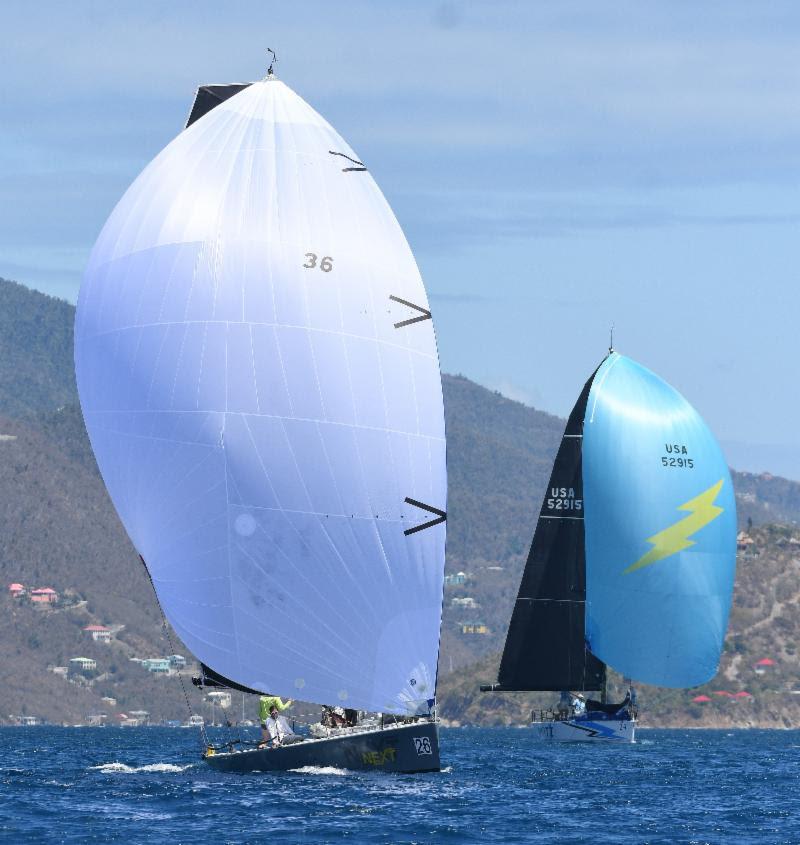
74, 79, 446, 715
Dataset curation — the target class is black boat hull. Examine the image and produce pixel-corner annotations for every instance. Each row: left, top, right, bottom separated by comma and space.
203, 721, 440, 774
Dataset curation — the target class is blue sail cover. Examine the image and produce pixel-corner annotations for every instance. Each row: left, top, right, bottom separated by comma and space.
74, 79, 446, 715
583, 353, 736, 688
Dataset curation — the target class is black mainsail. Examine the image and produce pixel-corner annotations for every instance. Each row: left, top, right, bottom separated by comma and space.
192, 663, 266, 697
486, 363, 606, 692
185, 83, 252, 128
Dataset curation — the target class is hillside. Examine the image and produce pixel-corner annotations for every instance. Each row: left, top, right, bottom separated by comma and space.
0, 276, 798, 727
438, 523, 800, 728
0, 278, 76, 420
0, 414, 205, 723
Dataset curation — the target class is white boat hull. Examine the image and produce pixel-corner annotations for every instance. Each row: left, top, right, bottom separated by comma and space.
532, 717, 635, 742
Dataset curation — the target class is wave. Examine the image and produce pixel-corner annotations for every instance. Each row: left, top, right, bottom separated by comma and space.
289, 765, 350, 776
90, 762, 193, 774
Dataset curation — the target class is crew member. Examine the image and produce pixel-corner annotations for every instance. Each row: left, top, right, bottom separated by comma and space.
259, 694, 292, 744
264, 704, 303, 746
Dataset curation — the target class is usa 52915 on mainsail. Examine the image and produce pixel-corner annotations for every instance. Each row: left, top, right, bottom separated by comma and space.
74, 64, 447, 773
481, 350, 737, 742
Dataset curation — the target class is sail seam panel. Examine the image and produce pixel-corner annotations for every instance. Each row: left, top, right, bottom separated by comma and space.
310, 419, 387, 628
230, 569, 367, 678
335, 134, 423, 696
86, 408, 444, 443
238, 413, 370, 646
83, 320, 440, 364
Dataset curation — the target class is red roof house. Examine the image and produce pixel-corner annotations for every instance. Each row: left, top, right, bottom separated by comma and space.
30, 587, 58, 604
84, 625, 112, 642
692, 695, 712, 703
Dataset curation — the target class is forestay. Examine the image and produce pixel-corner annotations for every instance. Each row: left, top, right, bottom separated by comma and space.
74, 78, 447, 715
583, 353, 736, 688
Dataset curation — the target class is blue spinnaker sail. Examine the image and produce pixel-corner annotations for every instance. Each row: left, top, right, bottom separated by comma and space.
583, 353, 736, 688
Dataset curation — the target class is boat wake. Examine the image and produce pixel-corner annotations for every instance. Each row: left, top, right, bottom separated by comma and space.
90, 762, 193, 774
289, 765, 350, 776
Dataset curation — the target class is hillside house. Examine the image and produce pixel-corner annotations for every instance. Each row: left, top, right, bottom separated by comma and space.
168, 654, 187, 669
69, 657, 97, 673
754, 658, 775, 675
84, 625, 112, 643
460, 622, 489, 635
451, 596, 478, 609
207, 690, 232, 709
101, 696, 117, 707
142, 658, 171, 674
737, 532, 755, 551
444, 572, 468, 587
49, 666, 68, 677
8, 583, 25, 597
30, 587, 58, 604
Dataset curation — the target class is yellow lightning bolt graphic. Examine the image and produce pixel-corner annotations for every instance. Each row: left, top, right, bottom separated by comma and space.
623, 479, 725, 575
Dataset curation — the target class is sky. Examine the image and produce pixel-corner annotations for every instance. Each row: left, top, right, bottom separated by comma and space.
2, 1, 800, 479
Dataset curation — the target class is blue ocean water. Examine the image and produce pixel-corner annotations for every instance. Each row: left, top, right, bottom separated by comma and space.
1, 727, 798, 844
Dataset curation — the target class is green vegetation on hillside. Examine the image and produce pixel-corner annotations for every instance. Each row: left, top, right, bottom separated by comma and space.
0, 278, 76, 420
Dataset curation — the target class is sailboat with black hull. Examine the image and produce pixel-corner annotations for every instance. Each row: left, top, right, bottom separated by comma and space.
482, 349, 737, 742
74, 59, 447, 773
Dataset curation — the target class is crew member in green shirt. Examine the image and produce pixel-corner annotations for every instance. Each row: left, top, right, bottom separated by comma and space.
259, 695, 292, 744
